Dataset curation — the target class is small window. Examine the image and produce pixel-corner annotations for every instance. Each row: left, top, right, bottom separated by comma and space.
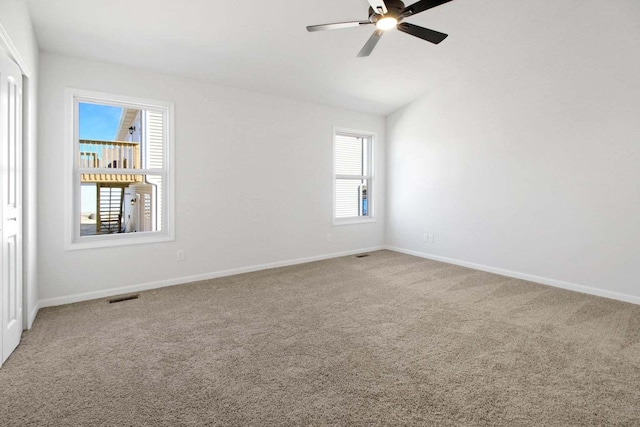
334, 130, 374, 224
66, 89, 174, 249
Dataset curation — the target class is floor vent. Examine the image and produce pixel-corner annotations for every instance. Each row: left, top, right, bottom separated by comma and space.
355, 254, 370, 258
109, 294, 140, 304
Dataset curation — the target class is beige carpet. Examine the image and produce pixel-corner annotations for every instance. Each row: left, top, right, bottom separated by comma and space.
1, 250, 640, 426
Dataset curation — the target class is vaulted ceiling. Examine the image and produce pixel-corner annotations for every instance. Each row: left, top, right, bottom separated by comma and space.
26, 0, 604, 116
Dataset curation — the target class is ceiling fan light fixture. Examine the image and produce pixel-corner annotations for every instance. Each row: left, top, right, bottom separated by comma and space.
376, 16, 398, 30
306, 0, 453, 57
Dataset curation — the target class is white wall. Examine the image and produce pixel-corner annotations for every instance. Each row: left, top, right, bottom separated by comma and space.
386, 2, 640, 302
0, 0, 39, 327
38, 52, 385, 304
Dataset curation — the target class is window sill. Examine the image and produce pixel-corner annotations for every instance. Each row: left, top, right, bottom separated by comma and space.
67, 231, 174, 251
333, 217, 376, 226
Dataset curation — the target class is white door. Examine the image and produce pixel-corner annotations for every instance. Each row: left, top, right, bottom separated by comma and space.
0, 51, 23, 365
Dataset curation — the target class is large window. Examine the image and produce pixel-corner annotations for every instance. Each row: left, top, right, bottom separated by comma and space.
66, 89, 174, 249
334, 130, 374, 223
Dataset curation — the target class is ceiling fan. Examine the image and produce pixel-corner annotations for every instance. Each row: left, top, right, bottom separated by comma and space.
306, 0, 453, 57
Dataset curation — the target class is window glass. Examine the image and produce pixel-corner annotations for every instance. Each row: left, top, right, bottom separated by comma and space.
334, 132, 372, 221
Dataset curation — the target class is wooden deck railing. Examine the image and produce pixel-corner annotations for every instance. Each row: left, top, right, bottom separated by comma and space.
80, 140, 143, 183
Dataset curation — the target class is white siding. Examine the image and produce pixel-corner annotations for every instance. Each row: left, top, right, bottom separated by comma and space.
144, 110, 164, 230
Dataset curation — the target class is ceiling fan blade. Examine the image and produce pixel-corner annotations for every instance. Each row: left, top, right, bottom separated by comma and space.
367, 0, 388, 15
307, 21, 372, 32
357, 30, 384, 57
401, 0, 453, 17
397, 22, 448, 44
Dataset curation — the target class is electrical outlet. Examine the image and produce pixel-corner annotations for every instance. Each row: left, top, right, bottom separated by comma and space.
176, 250, 185, 261
327, 233, 333, 242
423, 233, 428, 242
429, 234, 435, 243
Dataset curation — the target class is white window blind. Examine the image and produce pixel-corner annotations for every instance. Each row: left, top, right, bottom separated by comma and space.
335, 135, 364, 176
334, 132, 372, 219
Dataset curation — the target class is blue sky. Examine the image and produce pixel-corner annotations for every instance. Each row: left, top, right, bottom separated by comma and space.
79, 102, 123, 141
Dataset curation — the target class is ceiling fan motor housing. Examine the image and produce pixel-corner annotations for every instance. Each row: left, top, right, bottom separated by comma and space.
369, 0, 406, 23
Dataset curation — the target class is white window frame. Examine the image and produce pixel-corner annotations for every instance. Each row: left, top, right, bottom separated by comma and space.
64, 88, 175, 250
333, 128, 375, 225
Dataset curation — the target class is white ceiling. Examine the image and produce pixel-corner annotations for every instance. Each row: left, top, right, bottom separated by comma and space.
26, 0, 587, 116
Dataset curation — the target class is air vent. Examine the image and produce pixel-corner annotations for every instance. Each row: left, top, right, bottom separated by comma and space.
355, 254, 370, 258
109, 294, 140, 304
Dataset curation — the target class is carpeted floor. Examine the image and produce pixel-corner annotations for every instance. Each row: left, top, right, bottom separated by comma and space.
1, 250, 639, 426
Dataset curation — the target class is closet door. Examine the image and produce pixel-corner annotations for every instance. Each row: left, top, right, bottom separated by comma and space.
0, 50, 23, 365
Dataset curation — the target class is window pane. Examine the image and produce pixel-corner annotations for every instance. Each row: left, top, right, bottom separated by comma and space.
335, 134, 364, 176
79, 174, 163, 236
336, 179, 368, 218
77, 104, 165, 170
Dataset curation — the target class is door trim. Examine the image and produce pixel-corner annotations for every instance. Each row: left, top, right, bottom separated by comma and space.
0, 23, 34, 332
0, 24, 32, 77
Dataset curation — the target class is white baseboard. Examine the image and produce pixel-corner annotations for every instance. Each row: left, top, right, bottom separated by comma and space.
385, 246, 640, 306
28, 301, 40, 329
38, 246, 385, 309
